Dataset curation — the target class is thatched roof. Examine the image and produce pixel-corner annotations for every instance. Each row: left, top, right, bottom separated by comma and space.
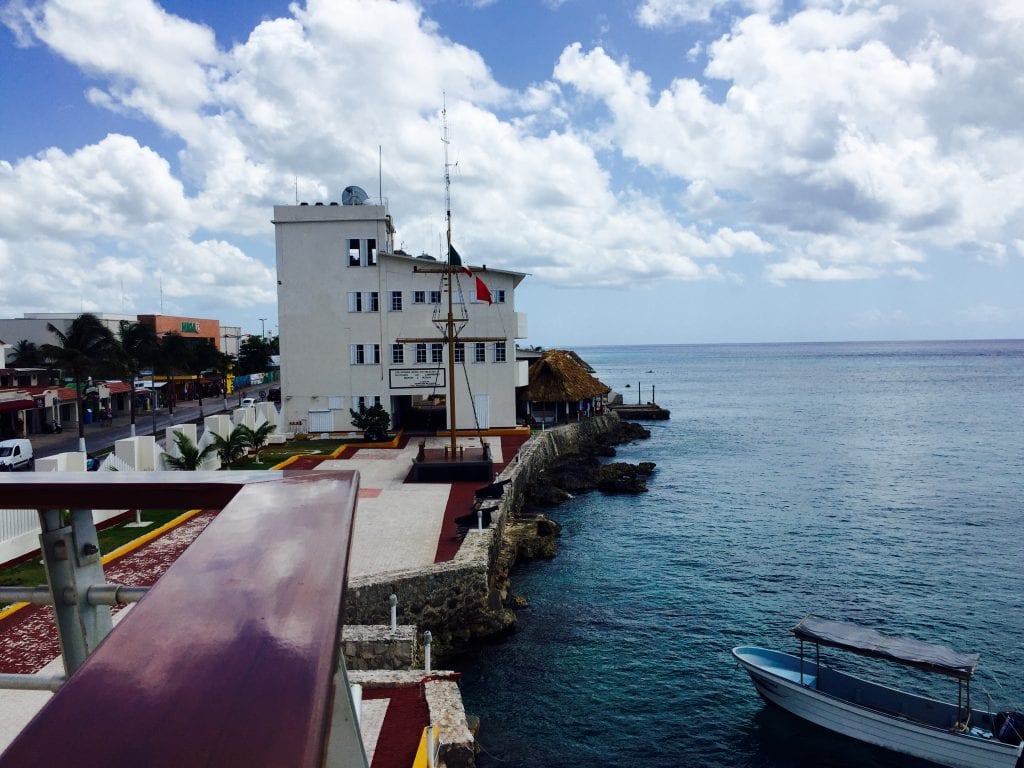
520, 349, 611, 402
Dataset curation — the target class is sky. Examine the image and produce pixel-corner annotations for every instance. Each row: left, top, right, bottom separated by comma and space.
1, 0, 1022, 346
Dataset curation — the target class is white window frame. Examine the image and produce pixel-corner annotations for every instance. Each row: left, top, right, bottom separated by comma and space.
474, 342, 486, 363
367, 291, 379, 312
413, 290, 426, 304
391, 343, 404, 364
390, 291, 403, 312
348, 239, 360, 267
493, 341, 507, 363
416, 343, 427, 364
430, 343, 443, 364
429, 290, 441, 304
454, 342, 465, 363
495, 289, 506, 304
347, 292, 363, 312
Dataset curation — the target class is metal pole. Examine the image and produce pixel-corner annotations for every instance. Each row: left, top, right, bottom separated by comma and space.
389, 593, 397, 632
424, 630, 432, 673
426, 726, 436, 768
0, 674, 65, 692
477, 508, 483, 531
638, 382, 641, 404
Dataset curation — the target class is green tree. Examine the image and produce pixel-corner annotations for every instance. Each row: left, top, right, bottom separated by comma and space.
239, 421, 275, 462
350, 403, 391, 442
40, 314, 119, 450
118, 321, 159, 436
237, 335, 272, 375
158, 332, 191, 416
163, 431, 218, 471
208, 424, 251, 468
9, 339, 43, 368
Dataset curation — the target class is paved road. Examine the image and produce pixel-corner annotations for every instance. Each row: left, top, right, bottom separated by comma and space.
32, 387, 273, 458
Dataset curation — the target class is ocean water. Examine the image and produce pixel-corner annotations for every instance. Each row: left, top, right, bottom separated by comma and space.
458, 340, 1024, 768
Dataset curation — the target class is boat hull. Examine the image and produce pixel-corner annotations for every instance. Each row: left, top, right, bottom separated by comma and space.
733, 647, 1022, 768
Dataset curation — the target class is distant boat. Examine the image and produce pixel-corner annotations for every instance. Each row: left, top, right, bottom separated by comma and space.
733, 615, 1024, 768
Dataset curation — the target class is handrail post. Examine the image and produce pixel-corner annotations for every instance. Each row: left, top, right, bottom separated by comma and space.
423, 630, 432, 674
389, 593, 398, 633
37, 508, 113, 676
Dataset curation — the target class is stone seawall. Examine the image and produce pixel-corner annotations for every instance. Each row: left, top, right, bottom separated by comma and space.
342, 414, 622, 655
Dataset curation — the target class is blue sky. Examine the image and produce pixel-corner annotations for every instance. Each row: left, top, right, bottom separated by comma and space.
1, 0, 1022, 345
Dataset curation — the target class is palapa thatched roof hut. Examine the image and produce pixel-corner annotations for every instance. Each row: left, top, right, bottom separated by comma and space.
519, 349, 610, 424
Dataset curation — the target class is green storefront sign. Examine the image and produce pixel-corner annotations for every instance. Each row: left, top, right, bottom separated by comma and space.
181, 321, 200, 333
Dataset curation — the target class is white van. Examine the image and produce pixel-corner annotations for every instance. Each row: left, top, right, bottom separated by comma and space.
0, 439, 34, 471
241, 397, 257, 408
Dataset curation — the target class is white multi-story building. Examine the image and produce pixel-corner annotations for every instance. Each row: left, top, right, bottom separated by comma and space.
274, 197, 528, 434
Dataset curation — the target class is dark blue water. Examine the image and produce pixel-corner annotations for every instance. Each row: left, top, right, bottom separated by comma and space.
459, 340, 1024, 767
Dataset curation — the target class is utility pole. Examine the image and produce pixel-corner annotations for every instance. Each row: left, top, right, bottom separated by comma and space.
259, 318, 267, 339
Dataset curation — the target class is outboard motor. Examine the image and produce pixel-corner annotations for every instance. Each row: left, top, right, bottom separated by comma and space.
994, 711, 1024, 746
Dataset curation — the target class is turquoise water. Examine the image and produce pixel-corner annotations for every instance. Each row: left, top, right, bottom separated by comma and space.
459, 340, 1024, 767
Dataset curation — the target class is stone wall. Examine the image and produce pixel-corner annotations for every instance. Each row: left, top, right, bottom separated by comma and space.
342, 414, 622, 651
342, 624, 417, 670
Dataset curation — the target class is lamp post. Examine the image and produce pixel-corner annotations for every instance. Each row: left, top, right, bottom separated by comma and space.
259, 318, 267, 339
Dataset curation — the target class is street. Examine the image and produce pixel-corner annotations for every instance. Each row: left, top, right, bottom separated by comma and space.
31, 387, 272, 459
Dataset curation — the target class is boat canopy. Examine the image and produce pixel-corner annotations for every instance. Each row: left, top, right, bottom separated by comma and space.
792, 615, 980, 680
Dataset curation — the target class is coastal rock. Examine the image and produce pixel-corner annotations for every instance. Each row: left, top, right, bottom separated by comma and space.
525, 452, 656, 507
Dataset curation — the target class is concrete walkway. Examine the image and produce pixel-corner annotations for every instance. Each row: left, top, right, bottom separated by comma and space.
319, 436, 505, 579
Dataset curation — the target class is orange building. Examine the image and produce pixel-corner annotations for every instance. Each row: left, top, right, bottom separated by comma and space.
137, 315, 223, 350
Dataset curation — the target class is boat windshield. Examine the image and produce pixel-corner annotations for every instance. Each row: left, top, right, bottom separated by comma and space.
792, 615, 979, 680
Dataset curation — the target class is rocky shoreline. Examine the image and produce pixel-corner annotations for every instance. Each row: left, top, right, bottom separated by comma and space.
488, 418, 654, 622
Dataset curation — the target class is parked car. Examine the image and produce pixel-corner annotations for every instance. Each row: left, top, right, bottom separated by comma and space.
241, 397, 257, 408
0, 439, 34, 471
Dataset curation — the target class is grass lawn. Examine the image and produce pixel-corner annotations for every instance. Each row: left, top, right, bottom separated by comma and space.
237, 440, 351, 467
0, 509, 187, 604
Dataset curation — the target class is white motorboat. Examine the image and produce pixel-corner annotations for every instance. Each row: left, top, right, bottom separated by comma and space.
733, 615, 1024, 768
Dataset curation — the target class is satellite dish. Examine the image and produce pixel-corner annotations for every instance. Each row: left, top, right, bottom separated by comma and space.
342, 185, 369, 205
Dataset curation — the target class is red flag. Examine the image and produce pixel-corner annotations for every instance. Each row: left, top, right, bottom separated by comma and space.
475, 276, 493, 304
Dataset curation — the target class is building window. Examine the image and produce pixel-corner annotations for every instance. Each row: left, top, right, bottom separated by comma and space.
429, 290, 441, 304
416, 343, 427, 364
390, 291, 403, 311
494, 341, 507, 363
350, 344, 380, 365
454, 342, 465, 363
347, 292, 363, 312
413, 290, 426, 304
348, 239, 360, 267
354, 395, 381, 411
391, 344, 404, 364
328, 396, 345, 410
430, 343, 443, 364
367, 239, 377, 266
495, 289, 506, 303
368, 292, 379, 312
474, 342, 486, 363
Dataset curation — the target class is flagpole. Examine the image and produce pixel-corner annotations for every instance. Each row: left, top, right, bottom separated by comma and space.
443, 103, 458, 456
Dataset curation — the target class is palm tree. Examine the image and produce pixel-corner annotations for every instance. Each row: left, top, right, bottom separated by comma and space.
158, 332, 190, 417
40, 314, 119, 452
9, 339, 43, 367
163, 431, 218, 471
188, 338, 222, 418
208, 424, 251, 468
240, 421, 275, 463
118, 321, 159, 438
